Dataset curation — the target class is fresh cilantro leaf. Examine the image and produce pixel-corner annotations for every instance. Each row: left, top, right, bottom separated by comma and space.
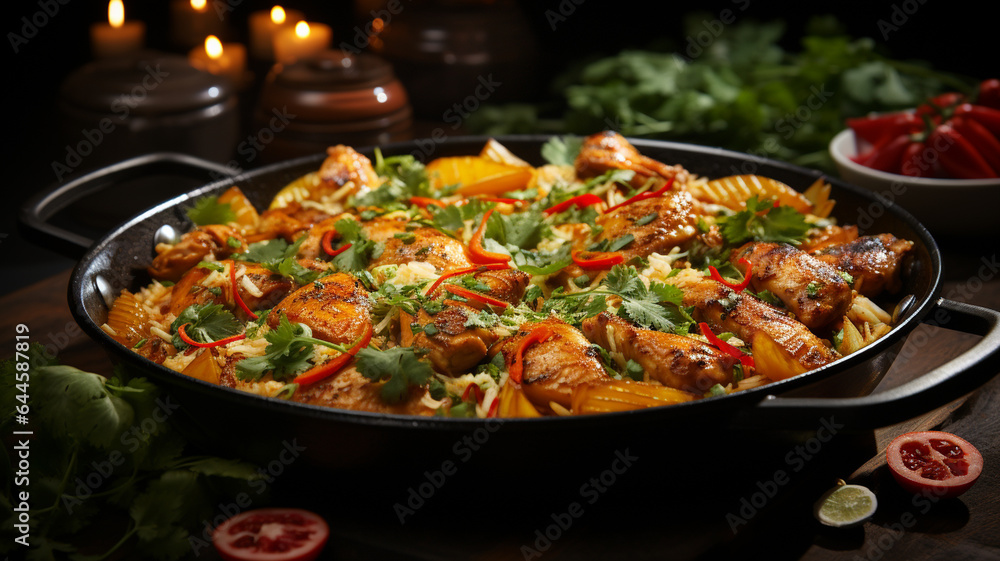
354, 149, 432, 207
235, 314, 340, 381
512, 245, 572, 276
464, 309, 500, 329
602, 265, 694, 334
34, 365, 133, 448
486, 207, 547, 250
625, 359, 645, 382
185, 195, 236, 226
329, 218, 381, 272
541, 135, 583, 166
170, 303, 242, 350
355, 347, 434, 404
717, 196, 812, 245
806, 281, 822, 298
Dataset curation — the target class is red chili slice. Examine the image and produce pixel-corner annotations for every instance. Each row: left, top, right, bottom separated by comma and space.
177, 323, 246, 348
461, 382, 485, 403
698, 322, 755, 371
443, 284, 509, 309
425, 263, 511, 296
467, 209, 511, 265
409, 196, 444, 208
230, 263, 259, 320
571, 250, 624, 269
509, 325, 554, 384
605, 177, 674, 213
709, 257, 753, 292
292, 323, 373, 386
543, 193, 603, 215
321, 229, 352, 257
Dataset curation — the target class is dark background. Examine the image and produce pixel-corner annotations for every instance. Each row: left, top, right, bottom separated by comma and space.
1, 0, 993, 296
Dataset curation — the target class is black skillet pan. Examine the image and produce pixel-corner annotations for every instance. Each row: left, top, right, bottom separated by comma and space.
19, 137, 1000, 513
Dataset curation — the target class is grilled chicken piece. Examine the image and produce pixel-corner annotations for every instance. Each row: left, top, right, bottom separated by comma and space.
594, 190, 699, 259
365, 217, 472, 271
575, 131, 690, 189
166, 264, 226, 316
406, 268, 531, 375
812, 234, 914, 297
270, 273, 372, 345
582, 313, 739, 393
149, 225, 244, 282
799, 224, 859, 252
292, 367, 434, 415
248, 202, 330, 244
669, 271, 838, 380
733, 242, 851, 330
318, 145, 381, 198
231, 262, 295, 318
493, 318, 608, 409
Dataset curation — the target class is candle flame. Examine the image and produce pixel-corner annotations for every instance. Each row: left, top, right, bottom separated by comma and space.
190, 0, 207, 9
205, 35, 223, 59
270, 6, 286, 25
295, 21, 310, 39
108, 0, 124, 28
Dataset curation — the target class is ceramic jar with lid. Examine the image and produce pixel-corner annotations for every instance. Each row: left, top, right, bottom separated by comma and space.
57, 50, 239, 178
371, 0, 539, 119
253, 49, 414, 163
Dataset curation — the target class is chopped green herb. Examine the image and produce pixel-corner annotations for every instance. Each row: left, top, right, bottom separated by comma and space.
186, 195, 236, 226
840, 271, 855, 286
355, 346, 434, 404
170, 303, 242, 350
227, 236, 242, 248
717, 196, 812, 246
625, 359, 645, 382
636, 213, 657, 226
423, 323, 440, 336
807, 281, 823, 298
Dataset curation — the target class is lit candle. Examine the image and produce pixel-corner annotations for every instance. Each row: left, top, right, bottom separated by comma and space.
90, 0, 145, 59
273, 21, 332, 64
189, 35, 247, 88
170, 0, 226, 49
248, 5, 304, 61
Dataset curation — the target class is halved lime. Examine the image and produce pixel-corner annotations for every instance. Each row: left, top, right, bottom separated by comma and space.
813, 483, 877, 527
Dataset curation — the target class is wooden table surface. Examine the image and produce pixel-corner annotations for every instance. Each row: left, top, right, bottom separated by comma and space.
3, 238, 998, 561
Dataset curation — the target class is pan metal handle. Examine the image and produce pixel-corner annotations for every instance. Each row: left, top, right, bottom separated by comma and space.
741, 298, 1000, 430
19, 152, 236, 259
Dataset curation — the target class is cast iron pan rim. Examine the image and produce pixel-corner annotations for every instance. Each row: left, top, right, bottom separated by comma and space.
68, 135, 944, 432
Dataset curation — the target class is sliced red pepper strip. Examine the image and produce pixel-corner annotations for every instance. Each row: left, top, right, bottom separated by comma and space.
949, 116, 1000, 174
709, 257, 753, 292
230, 263, 259, 320
571, 250, 624, 269
321, 229, 353, 257
929, 123, 998, 179
698, 322, 755, 371
487, 395, 500, 417
409, 196, 444, 208
543, 193, 603, 215
604, 178, 675, 214
477, 196, 521, 204
425, 263, 511, 296
292, 323, 373, 386
467, 209, 511, 265
443, 284, 509, 309
509, 325, 554, 384
461, 382, 485, 403
177, 323, 246, 348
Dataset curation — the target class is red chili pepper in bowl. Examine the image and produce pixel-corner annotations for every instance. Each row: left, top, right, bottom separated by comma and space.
847, 111, 922, 148
976, 79, 1000, 110
953, 103, 1000, 136
899, 141, 934, 177
854, 134, 915, 174
948, 116, 1000, 174
927, 123, 998, 179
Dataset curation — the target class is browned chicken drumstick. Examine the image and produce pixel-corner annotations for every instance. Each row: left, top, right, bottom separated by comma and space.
575, 130, 689, 189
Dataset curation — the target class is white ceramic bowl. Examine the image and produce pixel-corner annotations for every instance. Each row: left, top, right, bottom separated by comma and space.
829, 128, 1000, 237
